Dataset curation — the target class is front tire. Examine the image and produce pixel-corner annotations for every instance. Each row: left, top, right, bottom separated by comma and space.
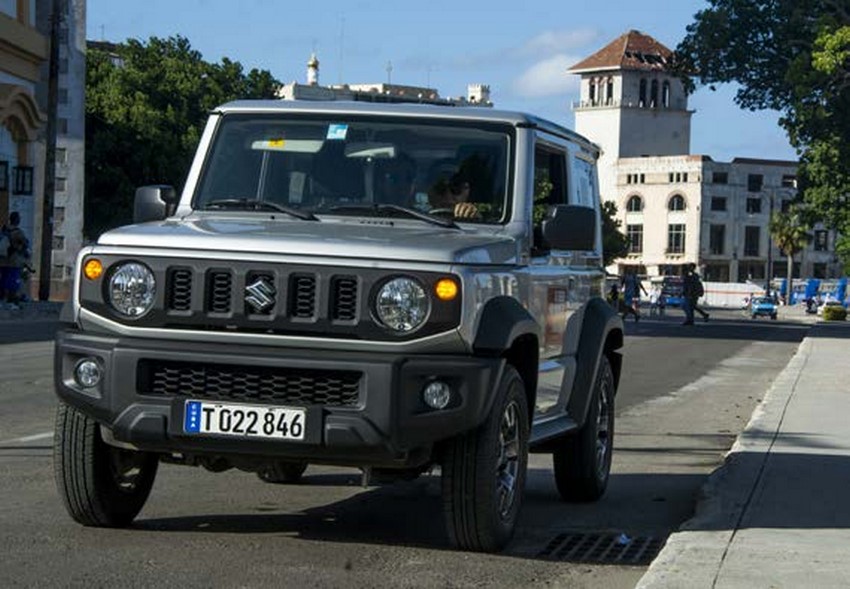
553, 355, 615, 502
54, 402, 158, 527
441, 365, 529, 552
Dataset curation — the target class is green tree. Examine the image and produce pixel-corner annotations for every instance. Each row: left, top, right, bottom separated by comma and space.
769, 205, 811, 300
85, 36, 280, 237
675, 1, 850, 270
601, 200, 629, 268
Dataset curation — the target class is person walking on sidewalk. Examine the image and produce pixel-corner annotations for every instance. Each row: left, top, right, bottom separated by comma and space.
681, 263, 709, 325
621, 271, 648, 323
0, 212, 31, 305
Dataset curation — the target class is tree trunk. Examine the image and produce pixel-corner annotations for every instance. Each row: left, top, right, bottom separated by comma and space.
786, 253, 794, 305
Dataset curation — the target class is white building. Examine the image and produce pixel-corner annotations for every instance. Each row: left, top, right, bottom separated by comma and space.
569, 30, 842, 281
277, 54, 493, 107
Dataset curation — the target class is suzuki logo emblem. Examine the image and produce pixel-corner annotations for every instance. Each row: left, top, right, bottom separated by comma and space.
245, 277, 276, 313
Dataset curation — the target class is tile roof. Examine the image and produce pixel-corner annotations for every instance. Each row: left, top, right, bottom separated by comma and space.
568, 30, 673, 73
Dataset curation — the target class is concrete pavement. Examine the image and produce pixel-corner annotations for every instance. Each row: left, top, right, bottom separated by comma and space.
638, 315, 850, 588
3, 299, 849, 588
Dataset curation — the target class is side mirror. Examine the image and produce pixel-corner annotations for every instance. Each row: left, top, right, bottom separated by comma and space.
541, 204, 596, 251
134, 185, 179, 223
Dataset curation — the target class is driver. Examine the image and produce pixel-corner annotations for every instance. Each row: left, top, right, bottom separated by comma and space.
427, 163, 479, 219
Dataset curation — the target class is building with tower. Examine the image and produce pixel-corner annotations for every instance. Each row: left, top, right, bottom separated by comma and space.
568, 30, 841, 282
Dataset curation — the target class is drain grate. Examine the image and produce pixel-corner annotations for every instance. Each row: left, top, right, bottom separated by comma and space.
537, 532, 665, 565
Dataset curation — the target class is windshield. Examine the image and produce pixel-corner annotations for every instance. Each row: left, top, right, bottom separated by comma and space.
194, 114, 512, 224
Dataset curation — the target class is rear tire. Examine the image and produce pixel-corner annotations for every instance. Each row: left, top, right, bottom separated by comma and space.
553, 355, 615, 502
256, 461, 308, 484
54, 402, 158, 527
441, 365, 529, 552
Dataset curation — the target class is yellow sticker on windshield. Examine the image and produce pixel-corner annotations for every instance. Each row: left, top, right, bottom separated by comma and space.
268, 138, 285, 148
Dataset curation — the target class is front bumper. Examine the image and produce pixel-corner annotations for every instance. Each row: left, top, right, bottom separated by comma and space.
54, 328, 504, 468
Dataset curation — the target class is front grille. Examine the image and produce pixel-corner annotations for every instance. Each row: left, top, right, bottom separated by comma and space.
139, 360, 361, 407
167, 268, 192, 311
206, 271, 232, 313
162, 266, 362, 327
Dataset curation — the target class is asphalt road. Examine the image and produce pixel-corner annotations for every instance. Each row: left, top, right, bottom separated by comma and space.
0, 310, 810, 588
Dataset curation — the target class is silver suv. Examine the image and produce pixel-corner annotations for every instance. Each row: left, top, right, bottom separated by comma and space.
54, 101, 624, 551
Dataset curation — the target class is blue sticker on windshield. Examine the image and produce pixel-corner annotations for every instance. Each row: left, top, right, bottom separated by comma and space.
327, 124, 348, 140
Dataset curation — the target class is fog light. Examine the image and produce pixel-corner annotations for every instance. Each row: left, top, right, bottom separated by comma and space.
422, 381, 452, 410
74, 358, 102, 388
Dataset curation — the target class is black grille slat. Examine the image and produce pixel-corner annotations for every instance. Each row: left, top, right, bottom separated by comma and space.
167, 269, 192, 311
331, 277, 358, 321
140, 360, 361, 407
290, 274, 317, 318
207, 271, 233, 314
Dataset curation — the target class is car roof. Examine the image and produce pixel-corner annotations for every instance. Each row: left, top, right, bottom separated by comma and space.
214, 100, 600, 155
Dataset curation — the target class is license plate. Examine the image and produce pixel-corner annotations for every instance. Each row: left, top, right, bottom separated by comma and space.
183, 400, 306, 441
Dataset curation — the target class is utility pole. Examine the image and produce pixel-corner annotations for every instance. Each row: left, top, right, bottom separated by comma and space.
39, 0, 62, 301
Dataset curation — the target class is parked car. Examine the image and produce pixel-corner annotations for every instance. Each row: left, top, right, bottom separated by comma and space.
750, 296, 778, 320
817, 300, 844, 317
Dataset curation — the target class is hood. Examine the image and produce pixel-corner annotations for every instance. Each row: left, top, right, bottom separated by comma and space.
97, 215, 521, 265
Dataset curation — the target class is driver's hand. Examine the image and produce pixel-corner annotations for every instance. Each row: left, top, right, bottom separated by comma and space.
453, 202, 479, 219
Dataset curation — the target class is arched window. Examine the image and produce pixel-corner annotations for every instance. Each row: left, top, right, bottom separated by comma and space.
662, 81, 670, 108
650, 80, 659, 108
606, 77, 614, 105
668, 194, 686, 211
588, 78, 596, 105
639, 79, 647, 107
626, 195, 643, 212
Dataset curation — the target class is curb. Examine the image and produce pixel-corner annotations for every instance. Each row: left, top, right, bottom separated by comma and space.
635, 335, 813, 588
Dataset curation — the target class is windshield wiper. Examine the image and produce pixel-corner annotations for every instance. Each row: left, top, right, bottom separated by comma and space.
327, 203, 459, 229
203, 198, 318, 221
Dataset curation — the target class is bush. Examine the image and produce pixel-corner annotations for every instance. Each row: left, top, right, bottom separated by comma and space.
822, 305, 847, 321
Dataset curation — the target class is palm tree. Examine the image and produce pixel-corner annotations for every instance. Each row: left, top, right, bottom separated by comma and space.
768, 205, 811, 304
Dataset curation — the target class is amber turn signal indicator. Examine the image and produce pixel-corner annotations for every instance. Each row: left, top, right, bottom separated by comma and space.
435, 278, 458, 301
83, 259, 103, 280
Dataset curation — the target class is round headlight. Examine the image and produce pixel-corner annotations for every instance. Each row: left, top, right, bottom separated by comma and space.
108, 262, 156, 317
375, 277, 430, 333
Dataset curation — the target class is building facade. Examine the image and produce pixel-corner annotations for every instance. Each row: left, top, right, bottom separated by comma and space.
569, 30, 842, 281
0, 0, 84, 301
0, 0, 47, 279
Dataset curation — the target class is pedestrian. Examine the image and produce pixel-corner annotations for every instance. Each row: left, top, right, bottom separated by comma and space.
608, 281, 620, 310
681, 263, 709, 325
0, 212, 31, 306
621, 272, 648, 323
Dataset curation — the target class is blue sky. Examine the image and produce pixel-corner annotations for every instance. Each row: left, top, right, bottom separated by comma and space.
87, 0, 798, 163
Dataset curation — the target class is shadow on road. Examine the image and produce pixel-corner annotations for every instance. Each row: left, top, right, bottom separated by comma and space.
133, 466, 709, 558
621, 313, 811, 343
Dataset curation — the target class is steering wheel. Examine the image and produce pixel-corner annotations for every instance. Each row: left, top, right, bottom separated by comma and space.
428, 208, 455, 216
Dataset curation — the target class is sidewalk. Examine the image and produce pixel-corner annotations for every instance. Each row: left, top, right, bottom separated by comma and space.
638, 318, 850, 588
0, 300, 63, 321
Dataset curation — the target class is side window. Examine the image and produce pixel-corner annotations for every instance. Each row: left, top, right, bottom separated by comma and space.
571, 155, 596, 207
532, 143, 567, 253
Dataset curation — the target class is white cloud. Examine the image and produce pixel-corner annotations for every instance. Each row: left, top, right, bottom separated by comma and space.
512, 54, 581, 98
520, 29, 597, 56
